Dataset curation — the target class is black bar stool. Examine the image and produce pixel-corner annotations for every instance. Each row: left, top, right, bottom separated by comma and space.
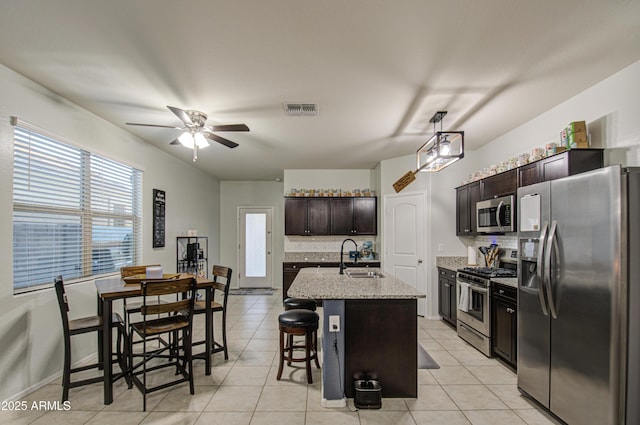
282, 298, 318, 360
277, 309, 320, 384
283, 297, 317, 311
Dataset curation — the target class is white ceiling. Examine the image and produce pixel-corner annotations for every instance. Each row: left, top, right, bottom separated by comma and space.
1, 0, 639, 180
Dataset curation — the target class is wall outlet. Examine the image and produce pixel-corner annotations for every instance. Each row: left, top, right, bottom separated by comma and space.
438, 243, 445, 252
329, 315, 340, 333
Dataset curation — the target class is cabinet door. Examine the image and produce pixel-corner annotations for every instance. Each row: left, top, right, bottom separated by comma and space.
540, 154, 568, 182
307, 198, 331, 235
282, 264, 300, 301
284, 198, 308, 235
481, 169, 517, 199
330, 198, 354, 235
492, 297, 517, 365
468, 182, 480, 234
438, 274, 451, 319
438, 269, 457, 326
448, 277, 457, 325
456, 186, 471, 235
518, 162, 540, 187
353, 197, 377, 235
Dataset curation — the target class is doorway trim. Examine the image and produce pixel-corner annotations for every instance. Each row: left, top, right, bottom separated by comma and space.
237, 206, 273, 288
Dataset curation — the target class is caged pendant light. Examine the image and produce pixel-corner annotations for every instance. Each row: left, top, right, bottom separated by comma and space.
416, 111, 464, 172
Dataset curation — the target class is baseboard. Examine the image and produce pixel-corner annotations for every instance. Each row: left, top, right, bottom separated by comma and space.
6, 353, 97, 401
321, 397, 347, 408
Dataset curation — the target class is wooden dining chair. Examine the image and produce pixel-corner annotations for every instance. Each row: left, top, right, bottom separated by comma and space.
192, 265, 232, 360
54, 276, 130, 402
120, 265, 163, 325
128, 276, 197, 411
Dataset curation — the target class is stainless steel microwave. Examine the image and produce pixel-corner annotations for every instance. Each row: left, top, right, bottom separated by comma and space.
476, 195, 515, 233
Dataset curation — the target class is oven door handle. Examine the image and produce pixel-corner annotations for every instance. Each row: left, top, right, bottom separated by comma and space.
468, 284, 489, 294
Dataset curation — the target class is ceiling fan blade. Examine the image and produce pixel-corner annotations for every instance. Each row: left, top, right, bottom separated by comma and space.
204, 132, 239, 148
126, 122, 182, 129
209, 124, 249, 132
167, 105, 193, 126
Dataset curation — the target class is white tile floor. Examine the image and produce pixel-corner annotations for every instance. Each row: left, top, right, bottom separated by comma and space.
3, 290, 563, 425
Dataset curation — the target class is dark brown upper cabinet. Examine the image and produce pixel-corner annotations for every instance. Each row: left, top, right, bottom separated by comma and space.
285, 196, 377, 236
456, 181, 480, 236
481, 169, 517, 200
517, 149, 603, 187
330, 197, 377, 236
284, 198, 330, 236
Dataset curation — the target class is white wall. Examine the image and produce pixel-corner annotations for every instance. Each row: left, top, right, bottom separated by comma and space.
425, 59, 640, 320
379, 59, 640, 319
219, 180, 284, 288
0, 65, 221, 401
430, 58, 640, 260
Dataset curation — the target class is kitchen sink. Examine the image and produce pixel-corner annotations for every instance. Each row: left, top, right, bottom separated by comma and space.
345, 270, 384, 279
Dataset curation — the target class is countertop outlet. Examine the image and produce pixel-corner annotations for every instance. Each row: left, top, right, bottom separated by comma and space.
329, 315, 340, 332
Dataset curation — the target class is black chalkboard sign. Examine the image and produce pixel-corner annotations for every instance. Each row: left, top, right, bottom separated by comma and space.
153, 189, 166, 248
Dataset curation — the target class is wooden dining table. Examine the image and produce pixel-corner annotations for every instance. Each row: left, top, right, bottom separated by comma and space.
95, 273, 219, 405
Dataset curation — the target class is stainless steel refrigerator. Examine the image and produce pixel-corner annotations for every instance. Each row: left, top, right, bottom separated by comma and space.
517, 165, 639, 425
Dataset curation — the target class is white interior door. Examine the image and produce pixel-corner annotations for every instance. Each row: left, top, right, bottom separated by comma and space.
238, 207, 272, 288
384, 192, 426, 316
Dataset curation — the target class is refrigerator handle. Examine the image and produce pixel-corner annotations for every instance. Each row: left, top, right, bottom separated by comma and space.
537, 221, 549, 316
496, 201, 504, 230
545, 220, 559, 319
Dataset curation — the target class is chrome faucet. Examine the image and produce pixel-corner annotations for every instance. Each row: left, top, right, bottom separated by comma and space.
339, 238, 358, 274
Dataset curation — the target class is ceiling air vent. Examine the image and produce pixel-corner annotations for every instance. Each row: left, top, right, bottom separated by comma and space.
283, 103, 319, 116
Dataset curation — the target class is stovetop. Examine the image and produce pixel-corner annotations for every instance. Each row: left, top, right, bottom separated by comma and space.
459, 267, 517, 279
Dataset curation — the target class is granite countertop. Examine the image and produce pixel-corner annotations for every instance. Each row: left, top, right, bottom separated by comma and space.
436, 256, 470, 271
284, 252, 379, 263
288, 267, 425, 300
492, 277, 517, 289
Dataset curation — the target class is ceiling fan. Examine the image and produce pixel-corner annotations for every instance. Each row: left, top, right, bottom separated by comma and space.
126, 105, 249, 161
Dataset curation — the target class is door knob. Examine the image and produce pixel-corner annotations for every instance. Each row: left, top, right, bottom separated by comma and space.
418, 259, 423, 264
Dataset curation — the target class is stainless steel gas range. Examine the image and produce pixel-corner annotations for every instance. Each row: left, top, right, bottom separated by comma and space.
456, 250, 517, 357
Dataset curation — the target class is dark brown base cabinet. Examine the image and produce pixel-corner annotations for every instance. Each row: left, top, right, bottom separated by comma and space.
344, 299, 417, 398
283, 262, 381, 303
491, 283, 517, 369
437, 268, 457, 327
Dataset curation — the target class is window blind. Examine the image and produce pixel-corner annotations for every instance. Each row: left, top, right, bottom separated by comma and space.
12, 119, 142, 293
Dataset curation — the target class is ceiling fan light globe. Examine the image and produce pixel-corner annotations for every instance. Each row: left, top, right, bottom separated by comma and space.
178, 131, 195, 148
194, 133, 210, 148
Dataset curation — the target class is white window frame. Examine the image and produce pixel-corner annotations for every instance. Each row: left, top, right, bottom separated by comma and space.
11, 118, 142, 293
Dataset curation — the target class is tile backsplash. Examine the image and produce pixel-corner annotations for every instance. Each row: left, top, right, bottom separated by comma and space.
474, 234, 518, 249
468, 234, 518, 266
285, 236, 377, 254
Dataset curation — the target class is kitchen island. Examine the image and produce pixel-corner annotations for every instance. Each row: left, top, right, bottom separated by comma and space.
288, 267, 425, 407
